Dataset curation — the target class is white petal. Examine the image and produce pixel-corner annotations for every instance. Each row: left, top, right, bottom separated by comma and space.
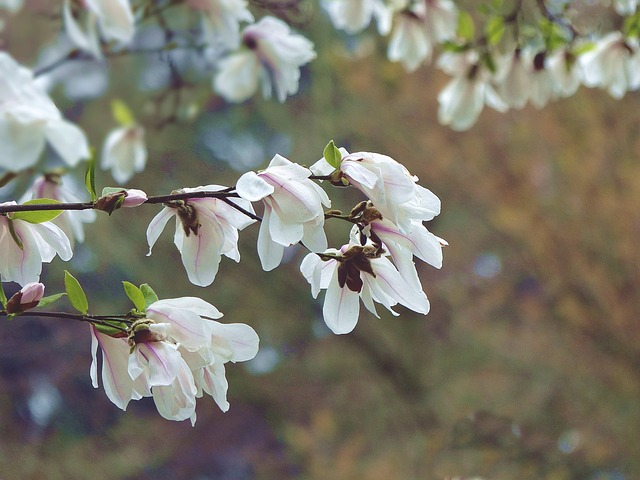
207, 322, 260, 362
257, 206, 285, 271
322, 268, 360, 334
44, 119, 90, 167
235, 171, 275, 201
146, 207, 175, 256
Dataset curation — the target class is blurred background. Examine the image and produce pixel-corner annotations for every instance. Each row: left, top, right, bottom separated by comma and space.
1, 2, 640, 479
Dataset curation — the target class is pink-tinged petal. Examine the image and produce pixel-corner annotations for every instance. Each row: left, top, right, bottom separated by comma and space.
236, 171, 275, 201
371, 257, 430, 314
200, 362, 229, 412
146, 305, 210, 351
94, 328, 136, 410
90, 326, 99, 388
7, 222, 43, 286
44, 119, 90, 167
129, 342, 182, 386
341, 161, 380, 190
146, 207, 176, 255
257, 206, 285, 271
300, 252, 323, 298
152, 360, 197, 422
323, 268, 360, 334
359, 280, 379, 318
29, 221, 73, 262
207, 322, 260, 362
150, 297, 223, 320
180, 218, 223, 287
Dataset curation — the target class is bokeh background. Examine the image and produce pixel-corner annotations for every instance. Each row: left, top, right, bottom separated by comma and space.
1, 2, 640, 479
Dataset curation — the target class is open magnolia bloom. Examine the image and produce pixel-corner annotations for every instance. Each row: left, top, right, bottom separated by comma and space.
63, 0, 135, 58
90, 296, 259, 424
0, 202, 72, 285
21, 175, 97, 248
0, 52, 90, 172
213, 16, 316, 103
322, 0, 392, 35
146, 185, 256, 287
235, 154, 330, 271
300, 241, 430, 334
188, 0, 254, 49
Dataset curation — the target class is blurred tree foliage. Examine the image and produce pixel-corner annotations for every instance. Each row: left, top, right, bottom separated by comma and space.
1, 2, 639, 479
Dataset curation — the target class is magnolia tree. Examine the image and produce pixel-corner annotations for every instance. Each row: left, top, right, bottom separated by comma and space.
0, 0, 637, 427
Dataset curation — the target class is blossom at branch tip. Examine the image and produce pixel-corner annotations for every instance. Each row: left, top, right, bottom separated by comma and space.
0, 52, 90, 172
436, 51, 507, 131
322, 0, 392, 35
213, 16, 316, 103
236, 154, 330, 271
311, 148, 440, 231
20, 175, 97, 248
63, 0, 135, 58
146, 185, 256, 287
101, 124, 147, 184
90, 296, 259, 423
5, 282, 45, 314
301, 242, 430, 334
188, 0, 254, 49
0, 202, 72, 286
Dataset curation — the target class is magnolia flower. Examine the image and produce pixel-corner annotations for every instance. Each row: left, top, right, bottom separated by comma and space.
322, 0, 392, 35
0, 52, 90, 172
188, 0, 254, 49
300, 243, 430, 334
495, 49, 530, 109
312, 149, 440, 231
545, 48, 581, 98
579, 32, 640, 98
63, 0, 135, 58
20, 175, 97, 248
101, 125, 147, 184
5, 282, 45, 314
213, 16, 316, 103
437, 51, 507, 131
146, 185, 256, 287
90, 296, 259, 423
0, 202, 72, 285
235, 154, 330, 271
388, 9, 432, 72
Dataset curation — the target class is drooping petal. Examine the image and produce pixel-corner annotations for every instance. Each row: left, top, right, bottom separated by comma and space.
179, 216, 224, 287
322, 268, 360, 334
207, 322, 260, 362
257, 205, 285, 271
146, 207, 176, 256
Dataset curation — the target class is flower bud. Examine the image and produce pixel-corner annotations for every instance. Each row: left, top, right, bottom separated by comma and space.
122, 189, 147, 208
94, 191, 126, 215
5, 282, 45, 314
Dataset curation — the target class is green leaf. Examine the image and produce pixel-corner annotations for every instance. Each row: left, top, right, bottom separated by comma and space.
93, 321, 129, 337
111, 99, 135, 126
140, 283, 159, 309
122, 281, 146, 311
37, 293, 67, 308
11, 199, 63, 224
457, 11, 475, 42
441, 41, 470, 53
64, 270, 88, 315
485, 16, 505, 46
85, 152, 97, 202
323, 140, 342, 169
0, 282, 7, 309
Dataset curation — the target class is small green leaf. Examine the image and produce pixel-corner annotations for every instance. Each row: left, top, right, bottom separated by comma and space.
94, 321, 129, 337
457, 11, 475, 42
0, 282, 7, 309
122, 281, 146, 311
37, 293, 67, 308
323, 140, 342, 169
441, 41, 470, 53
64, 270, 88, 315
85, 152, 97, 202
140, 283, 159, 309
485, 16, 505, 46
111, 99, 135, 126
11, 199, 63, 224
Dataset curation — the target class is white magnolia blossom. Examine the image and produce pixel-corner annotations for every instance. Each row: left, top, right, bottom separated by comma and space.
0, 202, 72, 285
0, 52, 90, 172
579, 32, 640, 98
300, 242, 430, 334
188, 0, 254, 49
146, 185, 256, 287
545, 48, 581, 98
312, 149, 440, 231
20, 175, 97, 247
437, 51, 507, 131
495, 49, 531, 109
236, 154, 330, 271
388, 8, 432, 72
63, 0, 135, 58
322, 0, 392, 35
91, 296, 259, 423
101, 125, 147, 184
214, 16, 316, 103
